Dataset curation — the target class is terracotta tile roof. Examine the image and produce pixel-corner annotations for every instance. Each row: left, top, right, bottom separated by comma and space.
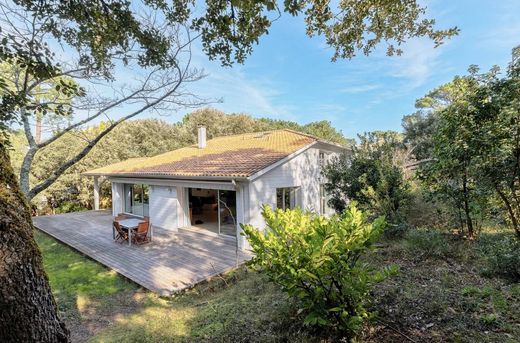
83, 129, 318, 179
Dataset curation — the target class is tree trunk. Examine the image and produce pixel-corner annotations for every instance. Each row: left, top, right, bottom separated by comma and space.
0, 143, 69, 342
20, 145, 37, 196
462, 175, 474, 238
495, 186, 520, 239
35, 115, 42, 145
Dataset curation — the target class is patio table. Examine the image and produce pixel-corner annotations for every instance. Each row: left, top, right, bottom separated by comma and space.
118, 218, 144, 246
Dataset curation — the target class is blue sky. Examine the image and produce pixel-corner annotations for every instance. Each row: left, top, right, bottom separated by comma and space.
175, 0, 520, 139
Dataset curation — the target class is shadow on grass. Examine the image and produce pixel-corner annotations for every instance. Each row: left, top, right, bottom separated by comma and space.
89, 268, 320, 343
35, 230, 141, 342
35, 230, 318, 343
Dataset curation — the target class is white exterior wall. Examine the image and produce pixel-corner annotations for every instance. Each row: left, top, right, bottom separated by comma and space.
245, 146, 338, 235
235, 182, 247, 250
149, 185, 179, 231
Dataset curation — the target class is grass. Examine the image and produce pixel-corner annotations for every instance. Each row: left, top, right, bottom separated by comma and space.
35, 230, 310, 343
35, 228, 520, 342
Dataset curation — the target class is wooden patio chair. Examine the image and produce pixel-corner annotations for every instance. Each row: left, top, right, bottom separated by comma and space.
132, 221, 150, 245
113, 221, 128, 243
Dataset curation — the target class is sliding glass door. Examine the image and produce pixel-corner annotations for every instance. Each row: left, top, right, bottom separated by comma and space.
124, 184, 149, 216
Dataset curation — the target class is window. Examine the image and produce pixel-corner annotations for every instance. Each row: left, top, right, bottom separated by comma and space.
276, 187, 298, 210
320, 184, 326, 214
319, 184, 333, 215
319, 151, 326, 166
124, 184, 149, 216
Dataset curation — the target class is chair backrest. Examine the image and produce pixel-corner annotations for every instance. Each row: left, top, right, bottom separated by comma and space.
143, 216, 150, 222
113, 221, 125, 234
137, 221, 149, 234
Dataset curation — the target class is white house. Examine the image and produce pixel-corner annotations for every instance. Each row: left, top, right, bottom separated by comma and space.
83, 127, 346, 250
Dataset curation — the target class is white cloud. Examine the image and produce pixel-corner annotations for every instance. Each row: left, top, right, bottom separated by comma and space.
339, 84, 381, 94
482, 3, 520, 50
188, 46, 296, 120
388, 38, 443, 89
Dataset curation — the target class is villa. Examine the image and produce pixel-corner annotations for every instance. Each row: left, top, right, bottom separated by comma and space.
83, 127, 346, 250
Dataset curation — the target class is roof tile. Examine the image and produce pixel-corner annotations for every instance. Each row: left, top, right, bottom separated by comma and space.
83, 129, 317, 178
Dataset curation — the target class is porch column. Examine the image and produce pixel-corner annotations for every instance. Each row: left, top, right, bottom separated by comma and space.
235, 184, 245, 250
93, 176, 100, 210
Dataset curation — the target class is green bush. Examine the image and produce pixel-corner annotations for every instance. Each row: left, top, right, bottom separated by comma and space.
241, 204, 396, 337
55, 201, 87, 214
479, 235, 520, 281
402, 228, 462, 261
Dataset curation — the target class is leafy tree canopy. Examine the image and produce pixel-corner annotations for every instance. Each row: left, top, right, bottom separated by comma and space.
9, 107, 350, 210
1, 0, 457, 130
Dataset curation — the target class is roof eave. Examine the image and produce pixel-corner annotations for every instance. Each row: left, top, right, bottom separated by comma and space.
82, 172, 249, 182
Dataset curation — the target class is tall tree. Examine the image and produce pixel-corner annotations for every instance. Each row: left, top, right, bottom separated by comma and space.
0, 1, 456, 340
0, 143, 68, 341
410, 50, 520, 238
464, 48, 520, 238
323, 131, 411, 226
0, 2, 206, 200
420, 76, 485, 237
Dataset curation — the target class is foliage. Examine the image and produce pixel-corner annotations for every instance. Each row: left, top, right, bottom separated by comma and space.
402, 186, 455, 230
35, 223, 520, 342
242, 204, 395, 337
20, 118, 183, 210
9, 108, 350, 211
401, 110, 438, 162
55, 201, 87, 214
412, 74, 490, 238
323, 131, 411, 228
259, 118, 354, 147
402, 228, 465, 261
478, 234, 520, 281
466, 53, 520, 238
8, 0, 457, 69
409, 47, 520, 239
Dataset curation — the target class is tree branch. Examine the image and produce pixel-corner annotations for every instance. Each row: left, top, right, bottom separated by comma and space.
28, 72, 187, 199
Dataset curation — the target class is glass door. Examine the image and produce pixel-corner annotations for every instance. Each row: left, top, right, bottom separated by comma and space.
124, 184, 149, 217
217, 190, 236, 237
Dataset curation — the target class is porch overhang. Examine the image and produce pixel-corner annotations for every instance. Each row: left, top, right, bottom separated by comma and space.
106, 176, 242, 191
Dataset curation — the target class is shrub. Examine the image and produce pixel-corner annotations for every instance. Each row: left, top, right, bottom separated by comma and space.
55, 201, 87, 214
402, 228, 463, 261
479, 235, 520, 281
241, 204, 396, 337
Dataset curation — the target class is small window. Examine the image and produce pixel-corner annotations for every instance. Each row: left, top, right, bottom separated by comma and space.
319, 151, 326, 166
320, 184, 326, 214
276, 187, 298, 210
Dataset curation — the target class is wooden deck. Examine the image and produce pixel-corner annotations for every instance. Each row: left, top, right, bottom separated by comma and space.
33, 210, 250, 296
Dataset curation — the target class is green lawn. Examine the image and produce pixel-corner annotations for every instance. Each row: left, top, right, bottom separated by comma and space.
34, 230, 311, 343
34, 229, 520, 342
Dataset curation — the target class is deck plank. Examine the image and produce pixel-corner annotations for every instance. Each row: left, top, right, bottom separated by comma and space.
33, 210, 250, 295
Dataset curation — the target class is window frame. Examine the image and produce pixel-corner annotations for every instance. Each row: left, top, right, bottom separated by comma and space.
124, 183, 149, 217
276, 187, 299, 210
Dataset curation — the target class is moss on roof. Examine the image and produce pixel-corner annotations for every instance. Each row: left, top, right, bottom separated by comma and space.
83, 129, 318, 178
